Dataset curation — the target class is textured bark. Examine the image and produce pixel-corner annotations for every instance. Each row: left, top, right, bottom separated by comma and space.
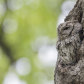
54, 0, 84, 84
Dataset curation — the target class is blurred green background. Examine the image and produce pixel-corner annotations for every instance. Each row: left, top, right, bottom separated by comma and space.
0, 0, 76, 84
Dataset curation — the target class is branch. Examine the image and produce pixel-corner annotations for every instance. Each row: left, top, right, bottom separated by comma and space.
0, 0, 14, 63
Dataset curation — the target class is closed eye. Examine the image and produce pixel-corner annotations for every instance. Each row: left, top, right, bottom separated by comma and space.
64, 27, 69, 30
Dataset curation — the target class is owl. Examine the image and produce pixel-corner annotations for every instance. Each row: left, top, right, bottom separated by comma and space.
56, 21, 83, 65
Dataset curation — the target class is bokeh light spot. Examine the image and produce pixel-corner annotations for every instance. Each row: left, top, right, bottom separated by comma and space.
38, 45, 57, 66
2, 18, 18, 34
7, 0, 23, 11
61, 0, 75, 15
15, 57, 31, 75
57, 0, 75, 26
32, 36, 57, 66
3, 72, 27, 84
0, 2, 6, 17
24, 0, 33, 5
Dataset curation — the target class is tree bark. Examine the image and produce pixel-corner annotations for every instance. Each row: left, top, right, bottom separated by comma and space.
54, 0, 84, 84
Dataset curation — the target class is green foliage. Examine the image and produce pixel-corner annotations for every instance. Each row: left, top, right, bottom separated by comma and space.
0, 0, 65, 84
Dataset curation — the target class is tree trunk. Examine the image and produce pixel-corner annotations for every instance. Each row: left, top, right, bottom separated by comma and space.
54, 0, 84, 84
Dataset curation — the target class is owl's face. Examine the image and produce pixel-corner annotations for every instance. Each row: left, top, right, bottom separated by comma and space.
57, 21, 82, 41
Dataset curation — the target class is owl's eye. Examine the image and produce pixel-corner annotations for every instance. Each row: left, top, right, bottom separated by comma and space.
64, 27, 69, 30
